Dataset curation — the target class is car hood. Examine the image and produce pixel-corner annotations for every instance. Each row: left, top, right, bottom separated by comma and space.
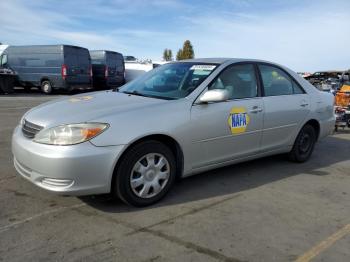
23, 91, 168, 128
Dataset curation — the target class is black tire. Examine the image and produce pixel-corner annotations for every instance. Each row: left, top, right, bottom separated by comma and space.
41, 80, 53, 94
113, 140, 176, 207
288, 124, 317, 163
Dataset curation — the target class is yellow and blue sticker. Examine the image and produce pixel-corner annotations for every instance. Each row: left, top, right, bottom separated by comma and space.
227, 107, 250, 134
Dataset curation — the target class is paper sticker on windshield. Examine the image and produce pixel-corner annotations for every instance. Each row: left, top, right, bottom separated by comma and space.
190, 65, 216, 71
69, 96, 93, 103
227, 107, 250, 134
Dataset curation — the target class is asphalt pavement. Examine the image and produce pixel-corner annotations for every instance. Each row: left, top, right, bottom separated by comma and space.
0, 92, 349, 262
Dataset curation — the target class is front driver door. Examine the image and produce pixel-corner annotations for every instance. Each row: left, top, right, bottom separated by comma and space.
190, 63, 264, 169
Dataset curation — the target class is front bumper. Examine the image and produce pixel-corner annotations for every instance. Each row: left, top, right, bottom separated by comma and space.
12, 126, 125, 195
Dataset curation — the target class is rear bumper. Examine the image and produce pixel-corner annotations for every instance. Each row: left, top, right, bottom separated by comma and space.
67, 83, 93, 91
319, 116, 336, 139
12, 125, 125, 195
93, 77, 124, 88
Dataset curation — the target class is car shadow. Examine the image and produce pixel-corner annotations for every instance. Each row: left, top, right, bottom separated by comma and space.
79, 135, 350, 212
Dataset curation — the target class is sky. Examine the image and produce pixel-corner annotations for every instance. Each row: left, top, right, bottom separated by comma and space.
1, 0, 349, 72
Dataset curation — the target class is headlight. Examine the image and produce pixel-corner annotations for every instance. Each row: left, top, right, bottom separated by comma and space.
33, 123, 109, 145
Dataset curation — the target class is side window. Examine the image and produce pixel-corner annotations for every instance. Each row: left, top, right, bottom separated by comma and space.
259, 65, 295, 96
292, 80, 305, 94
208, 64, 257, 99
1, 54, 8, 66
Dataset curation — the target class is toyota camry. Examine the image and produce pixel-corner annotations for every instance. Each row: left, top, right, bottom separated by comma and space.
12, 58, 335, 206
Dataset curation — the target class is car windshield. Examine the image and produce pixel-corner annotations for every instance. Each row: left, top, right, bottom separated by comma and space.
119, 62, 218, 100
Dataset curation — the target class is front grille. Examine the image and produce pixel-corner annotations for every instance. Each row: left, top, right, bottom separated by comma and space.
22, 119, 43, 138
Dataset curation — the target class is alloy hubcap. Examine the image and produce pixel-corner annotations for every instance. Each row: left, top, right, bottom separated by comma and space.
130, 153, 170, 199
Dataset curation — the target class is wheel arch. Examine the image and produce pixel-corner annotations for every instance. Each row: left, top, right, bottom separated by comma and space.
40, 77, 51, 84
304, 119, 320, 140
111, 134, 184, 192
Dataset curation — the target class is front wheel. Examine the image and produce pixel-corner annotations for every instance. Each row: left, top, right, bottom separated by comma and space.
113, 141, 176, 207
288, 124, 317, 163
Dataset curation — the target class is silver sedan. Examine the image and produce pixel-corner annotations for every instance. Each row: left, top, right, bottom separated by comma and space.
12, 58, 335, 206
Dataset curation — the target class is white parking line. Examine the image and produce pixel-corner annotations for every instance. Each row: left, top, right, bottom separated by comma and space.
0, 203, 86, 233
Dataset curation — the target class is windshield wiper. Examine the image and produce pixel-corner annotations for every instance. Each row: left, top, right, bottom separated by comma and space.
122, 90, 149, 97
122, 90, 177, 100
112, 86, 120, 92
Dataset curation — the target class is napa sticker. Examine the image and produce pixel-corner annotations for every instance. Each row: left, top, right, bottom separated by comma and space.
227, 107, 250, 134
69, 96, 93, 103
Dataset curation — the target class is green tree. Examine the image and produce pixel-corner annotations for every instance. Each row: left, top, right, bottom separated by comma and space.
163, 48, 169, 61
162, 48, 173, 61
168, 49, 173, 61
181, 40, 194, 59
176, 49, 183, 61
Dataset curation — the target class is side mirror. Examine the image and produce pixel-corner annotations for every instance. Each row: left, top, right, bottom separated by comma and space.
198, 89, 230, 103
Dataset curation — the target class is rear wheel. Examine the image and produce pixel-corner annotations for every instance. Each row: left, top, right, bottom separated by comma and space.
41, 80, 53, 94
288, 124, 317, 162
113, 140, 176, 207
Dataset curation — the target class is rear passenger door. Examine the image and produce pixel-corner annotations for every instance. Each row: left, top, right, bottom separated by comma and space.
258, 64, 310, 152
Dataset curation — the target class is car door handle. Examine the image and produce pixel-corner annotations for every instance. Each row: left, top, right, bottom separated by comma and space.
249, 106, 263, 113
300, 103, 309, 107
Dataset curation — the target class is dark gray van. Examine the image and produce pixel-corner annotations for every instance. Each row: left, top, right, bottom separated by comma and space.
90, 50, 125, 89
0, 45, 92, 94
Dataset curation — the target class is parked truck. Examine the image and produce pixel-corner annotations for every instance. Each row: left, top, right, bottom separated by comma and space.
89, 50, 125, 89
0, 45, 92, 94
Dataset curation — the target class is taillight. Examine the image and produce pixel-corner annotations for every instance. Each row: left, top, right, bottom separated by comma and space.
61, 64, 67, 80
104, 66, 108, 79
89, 66, 93, 78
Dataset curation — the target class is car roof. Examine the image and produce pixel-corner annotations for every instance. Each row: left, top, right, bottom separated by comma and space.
174, 58, 278, 65
90, 50, 122, 55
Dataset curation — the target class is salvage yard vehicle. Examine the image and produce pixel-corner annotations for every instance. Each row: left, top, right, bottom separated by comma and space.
334, 107, 347, 131
12, 58, 335, 206
90, 50, 125, 89
0, 45, 92, 94
305, 71, 343, 89
334, 84, 350, 129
